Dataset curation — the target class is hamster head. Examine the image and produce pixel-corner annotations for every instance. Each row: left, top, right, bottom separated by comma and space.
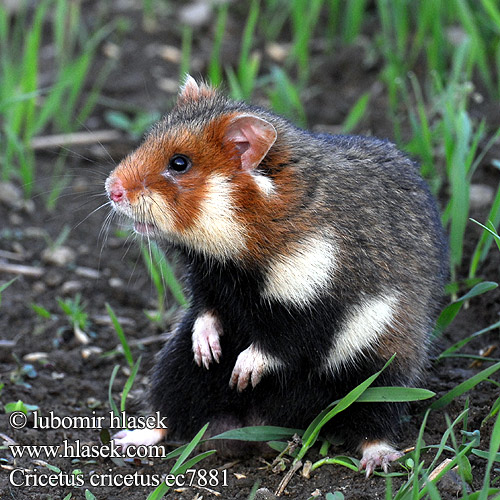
105, 76, 300, 263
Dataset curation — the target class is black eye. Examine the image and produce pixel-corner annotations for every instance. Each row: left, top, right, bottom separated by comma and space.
169, 154, 191, 173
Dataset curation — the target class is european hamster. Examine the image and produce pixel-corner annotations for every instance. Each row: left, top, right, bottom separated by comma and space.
106, 76, 448, 476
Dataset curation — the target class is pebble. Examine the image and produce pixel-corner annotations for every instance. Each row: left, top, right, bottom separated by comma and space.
157, 44, 182, 64
72, 177, 90, 194
74, 324, 90, 345
32, 282, 47, 294
81, 346, 103, 359
25, 227, 48, 239
44, 270, 63, 287
470, 183, 495, 209
109, 277, 124, 289
0, 182, 23, 209
42, 246, 76, 266
75, 267, 100, 279
61, 280, 84, 295
179, 1, 212, 27
255, 489, 277, 500
23, 352, 49, 362
266, 42, 290, 63
0, 339, 16, 362
157, 77, 179, 94
9, 213, 23, 225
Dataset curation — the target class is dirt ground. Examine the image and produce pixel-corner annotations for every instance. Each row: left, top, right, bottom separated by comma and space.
1, 2, 500, 499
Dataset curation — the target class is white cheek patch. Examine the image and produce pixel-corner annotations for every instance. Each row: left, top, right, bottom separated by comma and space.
262, 236, 338, 307
326, 294, 398, 372
183, 174, 247, 260
146, 191, 177, 231
252, 172, 275, 196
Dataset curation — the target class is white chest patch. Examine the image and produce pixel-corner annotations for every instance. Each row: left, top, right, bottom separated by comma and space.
261, 235, 338, 306
326, 294, 398, 372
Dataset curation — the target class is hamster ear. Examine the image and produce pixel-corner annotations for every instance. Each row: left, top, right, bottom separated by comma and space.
178, 74, 215, 102
179, 75, 200, 100
224, 115, 277, 171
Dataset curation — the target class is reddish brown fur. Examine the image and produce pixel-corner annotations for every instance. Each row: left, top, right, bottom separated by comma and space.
111, 108, 311, 265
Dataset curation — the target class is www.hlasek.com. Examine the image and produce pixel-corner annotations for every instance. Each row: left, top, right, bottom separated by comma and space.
9, 409, 167, 461
7, 410, 229, 489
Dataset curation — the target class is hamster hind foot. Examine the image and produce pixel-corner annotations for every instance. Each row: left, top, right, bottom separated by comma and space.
112, 428, 167, 452
359, 440, 404, 478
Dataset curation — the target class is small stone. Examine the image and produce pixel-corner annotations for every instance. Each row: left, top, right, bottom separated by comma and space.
266, 42, 290, 63
0, 182, 23, 209
23, 352, 49, 362
179, 1, 212, 27
32, 282, 47, 294
81, 346, 103, 359
44, 270, 63, 287
301, 460, 312, 479
22, 199, 35, 214
470, 184, 495, 209
255, 488, 277, 500
25, 227, 47, 239
86, 397, 101, 409
72, 177, 90, 194
158, 45, 182, 64
157, 77, 179, 94
42, 246, 76, 266
109, 277, 124, 289
103, 41, 121, 59
61, 280, 83, 295
74, 324, 90, 345
75, 267, 100, 279
9, 213, 23, 225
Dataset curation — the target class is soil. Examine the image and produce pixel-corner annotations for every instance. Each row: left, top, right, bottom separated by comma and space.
1, 2, 499, 499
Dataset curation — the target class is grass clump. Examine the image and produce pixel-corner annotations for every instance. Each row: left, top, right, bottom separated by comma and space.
0, 0, 114, 197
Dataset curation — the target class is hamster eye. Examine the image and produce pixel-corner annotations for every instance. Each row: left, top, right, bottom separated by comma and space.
168, 154, 191, 173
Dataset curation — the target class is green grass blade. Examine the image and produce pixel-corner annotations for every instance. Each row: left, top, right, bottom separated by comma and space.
108, 364, 121, 420
430, 361, 500, 410
469, 182, 500, 277
341, 92, 370, 134
210, 425, 301, 442
297, 354, 395, 461
438, 319, 500, 359
356, 387, 435, 403
106, 302, 134, 367
151, 241, 187, 307
179, 25, 192, 82
433, 281, 498, 336
120, 356, 141, 413
208, 3, 228, 86
342, 0, 369, 43
171, 423, 209, 473
478, 411, 500, 500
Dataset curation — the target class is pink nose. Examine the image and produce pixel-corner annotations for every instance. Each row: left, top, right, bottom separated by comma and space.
108, 178, 125, 203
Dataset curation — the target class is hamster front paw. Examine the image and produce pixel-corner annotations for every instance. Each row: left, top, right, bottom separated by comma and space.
359, 441, 403, 478
192, 312, 223, 369
229, 343, 269, 391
